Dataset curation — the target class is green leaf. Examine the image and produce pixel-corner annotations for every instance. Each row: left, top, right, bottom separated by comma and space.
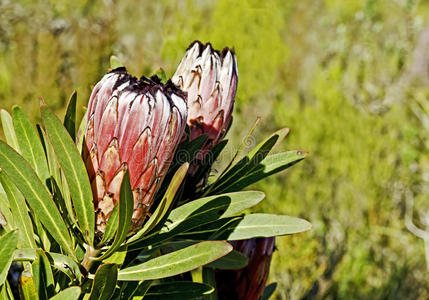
205, 128, 290, 195
12, 106, 50, 183
248, 128, 289, 158
32, 252, 48, 300
98, 204, 118, 247
222, 150, 308, 193
127, 191, 264, 251
89, 263, 118, 300
33, 250, 55, 299
0, 183, 13, 232
144, 282, 214, 299
14, 249, 82, 281
1, 109, 20, 151
217, 213, 311, 240
41, 105, 95, 246
64, 91, 77, 142
123, 281, 152, 300
0, 279, 14, 300
97, 171, 133, 260
205, 250, 248, 269
0, 231, 18, 286
49, 287, 81, 300
261, 283, 277, 300
155, 68, 167, 84
117, 241, 232, 281
127, 163, 189, 244
0, 141, 75, 258
110, 55, 124, 69
75, 109, 87, 154
19, 273, 37, 300
0, 172, 36, 248
202, 267, 218, 300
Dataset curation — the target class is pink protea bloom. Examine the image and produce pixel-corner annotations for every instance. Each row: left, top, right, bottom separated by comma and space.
215, 237, 275, 300
172, 41, 238, 160
84, 68, 187, 233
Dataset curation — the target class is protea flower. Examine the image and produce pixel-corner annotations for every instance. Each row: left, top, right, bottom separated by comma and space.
215, 237, 275, 300
84, 68, 187, 233
172, 41, 238, 168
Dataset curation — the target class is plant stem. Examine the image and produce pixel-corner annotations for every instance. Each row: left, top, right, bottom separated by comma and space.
81, 245, 100, 272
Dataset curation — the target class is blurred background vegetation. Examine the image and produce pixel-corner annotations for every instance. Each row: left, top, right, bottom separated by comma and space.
1, 0, 429, 298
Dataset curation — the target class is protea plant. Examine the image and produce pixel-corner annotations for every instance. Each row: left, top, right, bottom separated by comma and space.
215, 237, 275, 300
84, 68, 187, 233
172, 41, 238, 176
0, 42, 310, 300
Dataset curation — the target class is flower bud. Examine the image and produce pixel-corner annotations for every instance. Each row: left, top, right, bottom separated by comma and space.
215, 237, 275, 300
84, 68, 187, 233
172, 41, 238, 155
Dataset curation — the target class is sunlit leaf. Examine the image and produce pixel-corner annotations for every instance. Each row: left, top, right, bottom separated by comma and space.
97, 171, 133, 260
1, 109, 20, 151
41, 105, 95, 246
128, 163, 189, 244
217, 213, 311, 240
14, 249, 82, 281
49, 287, 81, 300
222, 150, 307, 193
12, 106, 50, 183
0, 172, 36, 248
0, 141, 75, 257
117, 241, 232, 281
0, 230, 18, 286
127, 191, 264, 251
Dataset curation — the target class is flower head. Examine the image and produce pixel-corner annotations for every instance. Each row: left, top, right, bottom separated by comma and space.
84, 68, 187, 233
172, 41, 238, 148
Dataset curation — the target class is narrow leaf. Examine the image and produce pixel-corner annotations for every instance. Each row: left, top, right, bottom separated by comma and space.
64, 91, 77, 142
117, 241, 232, 281
0, 231, 18, 286
89, 263, 118, 300
205, 250, 248, 269
19, 274, 37, 300
13, 249, 82, 281
12, 106, 50, 183
41, 105, 95, 246
222, 150, 307, 193
0, 141, 75, 258
1, 109, 19, 151
161, 191, 264, 233
0, 171, 36, 248
0, 183, 13, 232
218, 213, 311, 240
97, 171, 133, 260
75, 109, 87, 154
49, 287, 81, 300
98, 204, 118, 247
128, 163, 189, 244
32, 252, 48, 300
127, 192, 263, 251
145, 282, 214, 299
261, 283, 277, 300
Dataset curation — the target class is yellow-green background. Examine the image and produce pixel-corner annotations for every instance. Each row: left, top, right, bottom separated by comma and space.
2, 0, 429, 298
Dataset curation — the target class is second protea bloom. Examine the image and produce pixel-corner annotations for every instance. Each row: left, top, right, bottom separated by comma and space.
84, 68, 187, 233
172, 41, 238, 153
215, 237, 275, 300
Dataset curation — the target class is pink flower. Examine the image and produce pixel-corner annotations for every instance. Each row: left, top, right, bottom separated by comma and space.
84, 68, 187, 233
